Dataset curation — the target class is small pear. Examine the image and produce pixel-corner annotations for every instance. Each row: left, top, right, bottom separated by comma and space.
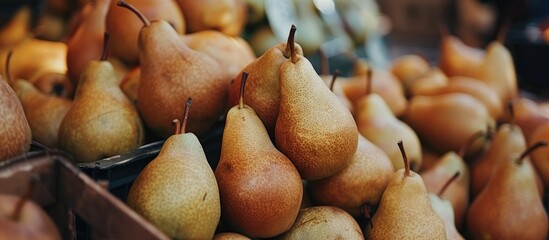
275, 31, 358, 180
176, 0, 247, 36
216, 73, 302, 238
356, 71, 422, 171
438, 28, 484, 77
366, 141, 446, 239
308, 134, 395, 217
58, 33, 144, 162
278, 206, 364, 240
390, 54, 431, 95
127, 98, 221, 239
467, 142, 548, 240
409, 67, 449, 96
428, 193, 465, 240
212, 232, 250, 240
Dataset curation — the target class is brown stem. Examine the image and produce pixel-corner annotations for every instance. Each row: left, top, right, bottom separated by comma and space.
284, 25, 297, 63
438, 171, 460, 196
100, 32, 110, 61
516, 141, 548, 165
181, 97, 192, 134
397, 140, 410, 176
507, 100, 515, 126
172, 119, 181, 135
496, 18, 510, 44
458, 130, 485, 158
319, 48, 329, 76
360, 204, 374, 229
329, 69, 339, 92
11, 175, 38, 221
5, 49, 14, 85
117, 0, 150, 26
365, 69, 373, 96
239, 72, 249, 109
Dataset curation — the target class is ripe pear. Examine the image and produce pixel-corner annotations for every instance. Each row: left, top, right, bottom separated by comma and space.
409, 67, 449, 96
117, 1, 232, 137
355, 74, 422, 171
366, 141, 446, 239
390, 54, 430, 95
320, 70, 354, 113
213, 232, 251, 240
275, 35, 357, 180
428, 193, 465, 240
405, 93, 495, 154
216, 73, 302, 238
176, 0, 247, 36
308, 134, 394, 217
278, 206, 364, 240
466, 142, 548, 240
0, 74, 31, 162
119, 66, 140, 104
127, 98, 220, 239
528, 123, 549, 187
66, 0, 110, 85
421, 153, 469, 229
439, 30, 484, 77
106, 0, 185, 65
58, 33, 144, 162
228, 25, 303, 134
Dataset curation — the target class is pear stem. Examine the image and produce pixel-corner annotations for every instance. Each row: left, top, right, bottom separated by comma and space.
181, 97, 192, 134
496, 18, 510, 44
516, 141, 548, 165
397, 140, 410, 176
507, 100, 516, 126
284, 25, 297, 63
238, 72, 249, 109
117, 0, 150, 27
100, 32, 110, 61
365, 69, 373, 96
172, 119, 181, 135
11, 175, 38, 221
319, 48, 329, 76
4, 50, 14, 85
438, 171, 460, 196
329, 69, 339, 92
458, 130, 485, 158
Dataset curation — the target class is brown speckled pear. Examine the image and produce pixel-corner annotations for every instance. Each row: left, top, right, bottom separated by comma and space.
278, 206, 364, 240
275, 34, 357, 180
58, 33, 144, 162
0, 75, 31, 161
308, 134, 394, 217
228, 25, 303, 134
127, 98, 220, 240
117, 0, 231, 138
366, 141, 446, 239
216, 73, 302, 238
467, 142, 548, 240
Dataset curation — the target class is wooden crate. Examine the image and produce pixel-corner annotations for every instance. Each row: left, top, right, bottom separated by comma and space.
0, 151, 169, 240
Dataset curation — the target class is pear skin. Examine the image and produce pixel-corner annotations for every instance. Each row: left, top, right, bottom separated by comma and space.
176, 0, 246, 36
529, 123, 549, 187
0, 75, 31, 161
428, 193, 465, 240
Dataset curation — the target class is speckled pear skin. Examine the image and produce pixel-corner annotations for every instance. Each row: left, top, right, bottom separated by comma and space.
127, 132, 220, 239
58, 60, 144, 163
137, 20, 231, 138
366, 170, 447, 240
14, 80, 72, 148
275, 54, 358, 181
215, 104, 302, 238
467, 156, 548, 240
228, 42, 303, 134
0, 77, 31, 161
308, 134, 394, 217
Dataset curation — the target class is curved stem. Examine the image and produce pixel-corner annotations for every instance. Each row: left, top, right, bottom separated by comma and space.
458, 130, 485, 158
366, 69, 373, 96
438, 171, 460, 196
516, 141, 548, 165
397, 140, 410, 176
172, 119, 181, 135
117, 0, 150, 27
5, 49, 14, 85
100, 32, 110, 61
239, 72, 249, 109
12, 175, 38, 221
329, 69, 339, 92
284, 25, 297, 63
181, 97, 192, 134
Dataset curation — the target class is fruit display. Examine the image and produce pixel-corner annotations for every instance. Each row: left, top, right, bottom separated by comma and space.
0, 0, 549, 239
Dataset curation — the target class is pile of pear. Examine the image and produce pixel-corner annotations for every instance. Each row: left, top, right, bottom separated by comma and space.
1, 0, 549, 239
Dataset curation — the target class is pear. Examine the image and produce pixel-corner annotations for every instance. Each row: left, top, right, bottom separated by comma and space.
228, 25, 303, 134
212, 232, 251, 240
438, 28, 484, 77
506, 98, 547, 138
275, 33, 357, 180
320, 70, 354, 112
0, 72, 31, 161
355, 71, 422, 171
527, 123, 549, 188
308, 134, 394, 217
466, 142, 548, 240
390, 54, 431, 95
215, 73, 302, 238
278, 206, 364, 240
66, 0, 110, 85
119, 66, 140, 104
58, 33, 144, 163
106, 0, 185, 65
117, 1, 232, 137
176, 0, 247, 36
405, 93, 495, 154
366, 141, 446, 239
421, 152, 469, 229
127, 98, 220, 239
409, 67, 449, 96
428, 193, 465, 240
